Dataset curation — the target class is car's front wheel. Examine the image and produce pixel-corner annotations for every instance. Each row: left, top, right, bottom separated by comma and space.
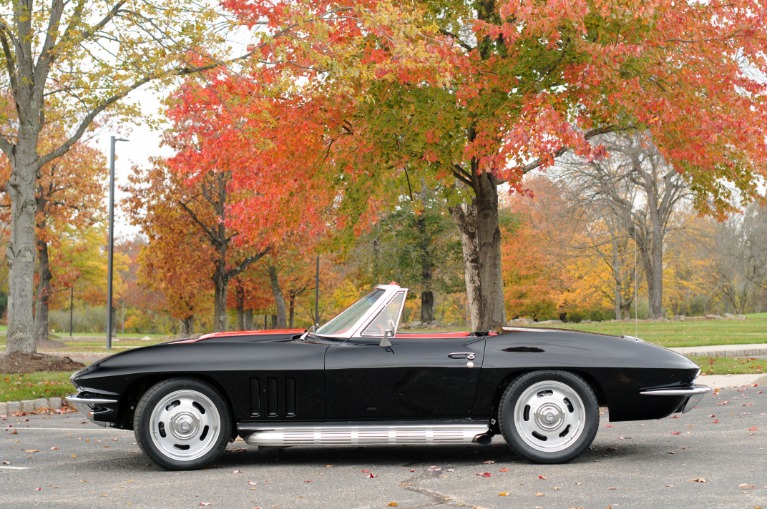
498, 370, 598, 464
134, 378, 231, 470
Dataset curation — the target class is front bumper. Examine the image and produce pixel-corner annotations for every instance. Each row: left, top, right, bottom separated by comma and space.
639, 384, 712, 414
66, 394, 120, 427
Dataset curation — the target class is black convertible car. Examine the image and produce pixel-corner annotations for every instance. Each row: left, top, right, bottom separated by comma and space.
68, 284, 710, 470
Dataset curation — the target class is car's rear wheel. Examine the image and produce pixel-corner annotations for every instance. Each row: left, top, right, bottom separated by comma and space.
134, 378, 231, 470
498, 370, 598, 464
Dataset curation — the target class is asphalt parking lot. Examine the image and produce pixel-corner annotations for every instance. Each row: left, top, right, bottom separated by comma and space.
2, 385, 766, 509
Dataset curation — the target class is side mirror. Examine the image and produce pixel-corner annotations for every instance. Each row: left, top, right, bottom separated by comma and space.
379, 327, 393, 348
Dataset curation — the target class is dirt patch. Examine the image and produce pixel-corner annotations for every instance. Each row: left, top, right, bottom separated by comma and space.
0, 352, 85, 374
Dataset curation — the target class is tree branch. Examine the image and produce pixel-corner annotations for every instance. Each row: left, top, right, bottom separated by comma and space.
226, 246, 271, 280
520, 125, 637, 175
451, 163, 473, 187
34, 0, 66, 88
178, 199, 218, 245
439, 28, 474, 52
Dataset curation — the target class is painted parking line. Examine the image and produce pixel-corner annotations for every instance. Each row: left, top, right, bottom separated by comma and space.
0, 465, 31, 470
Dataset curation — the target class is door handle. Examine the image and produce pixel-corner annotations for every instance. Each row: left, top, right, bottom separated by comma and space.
448, 352, 475, 360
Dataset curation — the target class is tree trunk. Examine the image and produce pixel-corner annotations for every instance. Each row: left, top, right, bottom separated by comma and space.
612, 241, 623, 320
213, 259, 228, 332
34, 236, 52, 343
180, 316, 194, 336
451, 203, 481, 328
420, 291, 434, 323
647, 230, 664, 319
244, 309, 253, 329
288, 293, 296, 328
450, 171, 506, 331
268, 265, 287, 328
415, 215, 435, 323
6, 148, 39, 354
235, 284, 245, 330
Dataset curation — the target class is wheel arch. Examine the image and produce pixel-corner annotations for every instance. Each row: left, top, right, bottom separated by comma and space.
118, 373, 237, 438
488, 368, 607, 433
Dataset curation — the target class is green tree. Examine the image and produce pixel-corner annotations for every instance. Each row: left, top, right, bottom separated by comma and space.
0, 0, 236, 354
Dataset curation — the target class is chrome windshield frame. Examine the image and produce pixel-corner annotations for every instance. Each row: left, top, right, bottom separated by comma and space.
314, 284, 408, 340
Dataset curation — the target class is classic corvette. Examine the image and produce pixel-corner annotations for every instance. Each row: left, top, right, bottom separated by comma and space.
68, 283, 710, 470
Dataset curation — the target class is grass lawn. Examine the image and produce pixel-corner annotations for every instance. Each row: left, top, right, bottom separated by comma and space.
530, 314, 767, 348
690, 356, 767, 376
0, 372, 74, 402
0, 334, 168, 352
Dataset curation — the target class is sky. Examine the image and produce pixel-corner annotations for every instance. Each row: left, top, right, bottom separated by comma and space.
92, 89, 172, 240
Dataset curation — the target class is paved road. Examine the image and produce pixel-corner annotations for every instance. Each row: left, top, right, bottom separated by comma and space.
2, 385, 766, 509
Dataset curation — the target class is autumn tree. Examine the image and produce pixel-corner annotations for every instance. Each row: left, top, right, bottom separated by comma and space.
503, 177, 615, 321
153, 0, 767, 332
707, 203, 767, 314
126, 159, 269, 332
554, 133, 693, 318
52, 222, 128, 311
0, 0, 255, 354
33, 135, 105, 341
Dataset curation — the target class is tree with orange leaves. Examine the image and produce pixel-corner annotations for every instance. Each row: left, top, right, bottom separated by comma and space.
209, 0, 767, 331
125, 158, 270, 332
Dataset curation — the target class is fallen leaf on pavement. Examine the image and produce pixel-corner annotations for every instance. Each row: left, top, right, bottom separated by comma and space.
739, 483, 755, 490
691, 478, 707, 483
498, 492, 509, 496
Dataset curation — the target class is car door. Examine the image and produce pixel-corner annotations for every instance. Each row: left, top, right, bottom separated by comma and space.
324, 334, 486, 421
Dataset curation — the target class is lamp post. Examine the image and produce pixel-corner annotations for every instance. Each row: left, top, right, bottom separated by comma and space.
107, 136, 128, 349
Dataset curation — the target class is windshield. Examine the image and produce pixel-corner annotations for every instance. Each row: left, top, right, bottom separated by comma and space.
316, 289, 386, 336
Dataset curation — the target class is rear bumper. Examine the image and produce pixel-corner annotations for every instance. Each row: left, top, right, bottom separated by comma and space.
640, 384, 711, 414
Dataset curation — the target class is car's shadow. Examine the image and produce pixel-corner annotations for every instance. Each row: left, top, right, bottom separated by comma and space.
91, 439, 670, 472
213, 439, 664, 469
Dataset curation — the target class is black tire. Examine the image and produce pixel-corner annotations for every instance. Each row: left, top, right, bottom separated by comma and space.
134, 378, 231, 470
498, 370, 599, 464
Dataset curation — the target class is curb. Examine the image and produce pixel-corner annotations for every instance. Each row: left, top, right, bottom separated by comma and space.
672, 344, 767, 358
0, 397, 65, 417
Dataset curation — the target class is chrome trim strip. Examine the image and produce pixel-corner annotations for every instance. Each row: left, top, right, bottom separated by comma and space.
241, 423, 489, 447
639, 385, 712, 397
66, 395, 119, 405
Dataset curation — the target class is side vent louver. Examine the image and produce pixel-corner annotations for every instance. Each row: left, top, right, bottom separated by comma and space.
251, 376, 297, 419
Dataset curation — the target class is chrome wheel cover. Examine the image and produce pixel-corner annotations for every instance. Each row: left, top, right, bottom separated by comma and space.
149, 389, 221, 462
513, 380, 586, 453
